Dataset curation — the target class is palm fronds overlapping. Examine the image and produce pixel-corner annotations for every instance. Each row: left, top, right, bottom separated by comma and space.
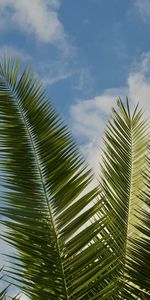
0, 57, 149, 299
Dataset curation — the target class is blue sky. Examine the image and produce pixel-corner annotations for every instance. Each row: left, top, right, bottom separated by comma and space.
0, 0, 150, 175
0, 0, 150, 174
0, 1, 150, 298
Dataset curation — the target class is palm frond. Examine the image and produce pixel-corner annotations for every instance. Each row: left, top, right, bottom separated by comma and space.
98, 99, 149, 298
0, 56, 109, 299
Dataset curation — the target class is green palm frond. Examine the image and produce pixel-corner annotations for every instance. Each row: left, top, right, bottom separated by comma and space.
0, 56, 109, 299
97, 99, 149, 298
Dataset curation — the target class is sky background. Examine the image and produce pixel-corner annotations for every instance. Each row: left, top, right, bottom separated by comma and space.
0, 1, 150, 298
0, 0, 150, 173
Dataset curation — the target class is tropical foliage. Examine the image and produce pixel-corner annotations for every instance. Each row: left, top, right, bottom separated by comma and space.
0, 57, 149, 299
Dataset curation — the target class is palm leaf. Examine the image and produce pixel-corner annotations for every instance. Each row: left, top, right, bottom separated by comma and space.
97, 99, 149, 298
0, 56, 110, 299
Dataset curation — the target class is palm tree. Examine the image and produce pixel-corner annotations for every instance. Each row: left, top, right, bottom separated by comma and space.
0, 56, 149, 300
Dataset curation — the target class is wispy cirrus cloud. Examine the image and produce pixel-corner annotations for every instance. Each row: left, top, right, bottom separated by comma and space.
70, 53, 150, 175
43, 71, 73, 85
0, 44, 75, 86
0, 0, 68, 52
38, 58, 75, 86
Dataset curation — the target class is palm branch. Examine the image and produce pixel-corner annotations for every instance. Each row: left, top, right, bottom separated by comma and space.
0, 56, 107, 299
98, 99, 149, 298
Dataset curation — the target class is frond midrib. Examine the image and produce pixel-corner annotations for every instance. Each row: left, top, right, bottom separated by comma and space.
124, 118, 133, 253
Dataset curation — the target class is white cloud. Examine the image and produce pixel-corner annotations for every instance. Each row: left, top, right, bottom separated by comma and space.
134, 0, 150, 21
0, 0, 67, 50
70, 53, 150, 176
128, 53, 150, 113
70, 87, 126, 176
